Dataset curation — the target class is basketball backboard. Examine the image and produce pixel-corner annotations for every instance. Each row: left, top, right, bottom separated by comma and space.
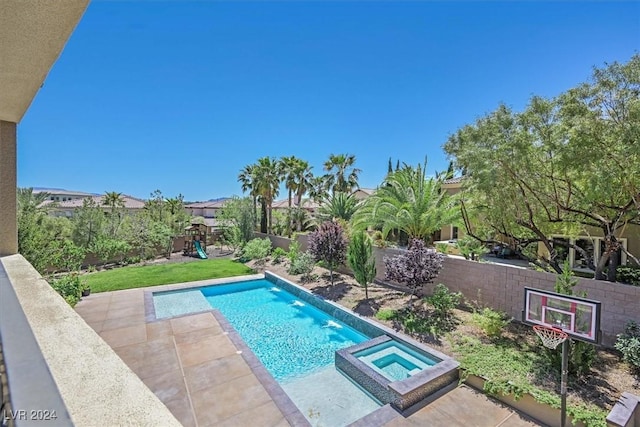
523, 287, 601, 344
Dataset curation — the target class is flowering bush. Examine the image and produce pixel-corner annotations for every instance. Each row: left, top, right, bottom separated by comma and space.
384, 239, 444, 297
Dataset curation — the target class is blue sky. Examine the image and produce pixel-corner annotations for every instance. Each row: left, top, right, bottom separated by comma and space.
18, 1, 639, 202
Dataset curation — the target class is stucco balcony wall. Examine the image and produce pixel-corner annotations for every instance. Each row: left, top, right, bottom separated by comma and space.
0, 254, 180, 427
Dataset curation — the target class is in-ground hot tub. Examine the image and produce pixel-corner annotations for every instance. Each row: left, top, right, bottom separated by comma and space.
354, 339, 438, 381
336, 335, 459, 410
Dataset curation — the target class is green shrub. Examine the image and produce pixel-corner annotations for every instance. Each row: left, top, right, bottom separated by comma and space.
455, 236, 488, 260
453, 334, 608, 426
288, 251, 315, 280
375, 308, 397, 321
543, 261, 597, 377
435, 242, 450, 254
288, 240, 301, 263
271, 247, 288, 264
615, 320, 640, 370
398, 309, 431, 335
471, 307, 511, 338
394, 284, 462, 338
50, 273, 86, 307
542, 339, 597, 377
241, 238, 272, 264
616, 266, 640, 286
425, 284, 461, 320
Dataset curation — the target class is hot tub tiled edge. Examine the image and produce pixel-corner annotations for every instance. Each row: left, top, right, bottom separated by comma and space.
336, 337, 459, 411
388, 358, 460, 410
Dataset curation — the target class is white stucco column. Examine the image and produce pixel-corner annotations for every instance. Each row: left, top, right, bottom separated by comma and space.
0, 120, 17, 256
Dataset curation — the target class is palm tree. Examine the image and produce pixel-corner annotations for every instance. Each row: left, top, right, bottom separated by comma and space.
17, 187, 50, 215
281, 156, 299, 235
352, 160, 459, 242
103, 191, 125, 235
317, 192, 359, 222
308, 175, 330, 204
281, 156, 314, 234
253, 157, 282, 234
17, 188, 52, 257
103, 191, 124, 213
323, 153, 361, 195
238, 164, 258, 228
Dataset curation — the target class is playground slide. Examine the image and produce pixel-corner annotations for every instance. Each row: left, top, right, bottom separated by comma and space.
194, 240, 208, 259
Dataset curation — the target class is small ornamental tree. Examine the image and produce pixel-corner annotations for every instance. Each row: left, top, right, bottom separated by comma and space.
308, 220, 347, 285
384, 238, 444, 298
347, 231, 377, 300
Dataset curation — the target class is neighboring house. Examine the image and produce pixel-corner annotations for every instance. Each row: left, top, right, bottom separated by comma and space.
271, 198, 320, 214
44, 194, 146, 218
33, 187, 96, 203
438, 177, 465, 242
351, 188, 376, 200
185, 199, 228, 218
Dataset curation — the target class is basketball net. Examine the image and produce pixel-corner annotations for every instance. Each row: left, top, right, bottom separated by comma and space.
533, 325, 568, 350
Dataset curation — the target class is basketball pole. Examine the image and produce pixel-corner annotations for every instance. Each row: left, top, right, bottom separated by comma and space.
560, 339, 569, 427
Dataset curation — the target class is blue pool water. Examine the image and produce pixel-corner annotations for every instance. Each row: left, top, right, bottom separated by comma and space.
201, 279, 369, 382
355, 340, 438, 382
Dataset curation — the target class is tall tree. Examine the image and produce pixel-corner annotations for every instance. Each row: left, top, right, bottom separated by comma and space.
72, 197, 105, 248
253, 157, 282, 234
17, 188, 55, 272
145, 190, 165, 222
308, 220, 347, 285
164, 195, 190, 254
238, 164, 259, 229
103, 191, 125, 235
347, 231, 377, 300
280, 156, 313, 235
308, 175, 330, 205
352, 160, 459, 242
218, 197, 257, 246
444, 55, 640, 280
323, 153, 361, 195
17, 187, 50, 215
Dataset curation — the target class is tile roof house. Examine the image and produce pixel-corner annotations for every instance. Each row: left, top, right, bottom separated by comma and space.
185, 199, 228, 218
44, 194, 147, 217
351, 187, 376, 200
33, 187, 96, 202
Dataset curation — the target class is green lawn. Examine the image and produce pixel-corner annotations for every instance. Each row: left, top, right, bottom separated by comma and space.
85, 259, 256, 293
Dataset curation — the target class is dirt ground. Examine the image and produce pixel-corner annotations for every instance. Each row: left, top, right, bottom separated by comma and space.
249, 258, 639, 412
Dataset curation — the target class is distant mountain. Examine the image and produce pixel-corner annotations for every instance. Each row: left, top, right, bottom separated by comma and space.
183, 197, 231, 204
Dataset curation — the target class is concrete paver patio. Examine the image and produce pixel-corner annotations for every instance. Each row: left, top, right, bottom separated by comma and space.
75, 279, 543, 427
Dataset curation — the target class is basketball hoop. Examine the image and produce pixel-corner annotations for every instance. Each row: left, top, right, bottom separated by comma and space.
533, 325, 568, 350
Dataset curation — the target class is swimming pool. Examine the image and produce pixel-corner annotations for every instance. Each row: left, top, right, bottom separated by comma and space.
200, 279, 368, 381
151, 273, 459, 425
153, 277, 383, 426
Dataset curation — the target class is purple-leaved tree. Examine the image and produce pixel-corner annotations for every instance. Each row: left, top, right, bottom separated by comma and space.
384, 238, 444, 298
308, 220, 347, 285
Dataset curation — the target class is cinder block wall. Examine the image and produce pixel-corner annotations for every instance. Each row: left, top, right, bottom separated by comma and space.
255, 233, 639, 347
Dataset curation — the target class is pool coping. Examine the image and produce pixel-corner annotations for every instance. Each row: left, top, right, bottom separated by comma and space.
142, 272, 460, 427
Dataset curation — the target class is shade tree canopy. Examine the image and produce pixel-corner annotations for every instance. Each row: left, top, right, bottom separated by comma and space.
444, 55, 640, 281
